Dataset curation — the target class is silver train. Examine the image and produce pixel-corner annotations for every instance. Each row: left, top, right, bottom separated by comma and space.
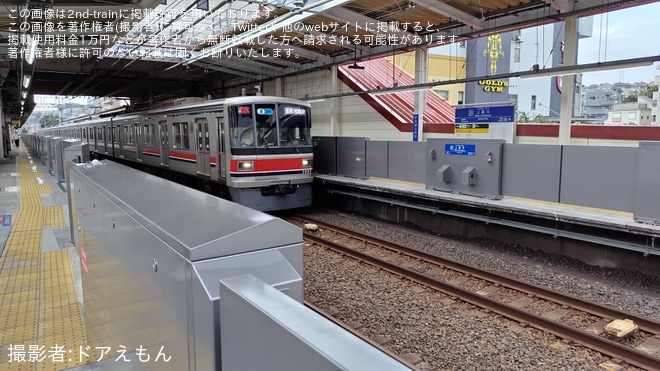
35, 96, 314, 211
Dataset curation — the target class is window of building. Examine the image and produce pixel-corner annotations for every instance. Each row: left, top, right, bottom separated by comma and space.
514, 47, 520, 63
435, 90, 449, 100
509, 94, 518, 105
531, 95, 536, 110
628, 112, 637, 120
173, 122, 190, 149
457, 91, 464, 105
612, 113, 621, 123
197, 0, 208, 10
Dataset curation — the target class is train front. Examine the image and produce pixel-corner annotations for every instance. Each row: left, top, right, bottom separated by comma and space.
225, 97, 314, 211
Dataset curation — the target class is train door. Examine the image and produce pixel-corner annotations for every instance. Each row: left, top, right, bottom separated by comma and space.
195, 118, 210, 176
159, 120, 169, 167
103, 126, 108, 153
110, 119, 115, 157
217, 117, 226, 179
118, 124, 124, 158
136, 123, 143, 161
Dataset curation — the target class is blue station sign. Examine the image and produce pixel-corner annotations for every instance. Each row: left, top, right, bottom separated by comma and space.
445, 144, 476, 156
455, 105, 515, 123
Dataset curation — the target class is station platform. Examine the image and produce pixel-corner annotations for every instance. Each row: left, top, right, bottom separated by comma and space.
0, 145, 88, 371
315, 174, 660, 259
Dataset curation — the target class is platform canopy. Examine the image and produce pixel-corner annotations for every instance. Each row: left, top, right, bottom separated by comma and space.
0, 0, 656, 116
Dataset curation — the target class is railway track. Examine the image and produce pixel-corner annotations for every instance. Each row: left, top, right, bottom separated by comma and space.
292, 215, 660, 370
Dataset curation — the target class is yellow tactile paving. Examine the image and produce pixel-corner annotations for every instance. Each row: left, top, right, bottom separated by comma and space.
0, 150, 88, 371
43, 207, 65, 229
509, 196, 634, 217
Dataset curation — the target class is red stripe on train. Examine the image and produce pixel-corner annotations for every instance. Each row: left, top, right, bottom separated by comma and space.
143, 148, 160, 155
230, 157, 312, 172
140, 148, 215, 165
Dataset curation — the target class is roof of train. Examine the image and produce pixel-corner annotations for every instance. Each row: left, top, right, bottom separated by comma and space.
40, 95, 311, 130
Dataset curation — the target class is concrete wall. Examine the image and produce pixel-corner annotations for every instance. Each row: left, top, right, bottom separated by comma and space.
319, 137, 660, 218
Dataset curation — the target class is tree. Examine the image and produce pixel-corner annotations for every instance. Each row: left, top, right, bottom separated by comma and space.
623, 94, 637, 103
517, 112, 531, 123
642, 84, 658, 98
622, 84, 657, 103
39, 114, 61, 128
532, 114, 549, 123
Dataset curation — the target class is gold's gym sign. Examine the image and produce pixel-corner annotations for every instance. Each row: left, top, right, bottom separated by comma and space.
478, 79, 509, 92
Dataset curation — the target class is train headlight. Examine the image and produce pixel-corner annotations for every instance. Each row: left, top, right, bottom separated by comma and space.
302, 158, 313, 168
237, 161, 254, 171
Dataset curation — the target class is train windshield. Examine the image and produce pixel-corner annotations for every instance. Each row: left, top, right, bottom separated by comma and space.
229, 103, 312, 153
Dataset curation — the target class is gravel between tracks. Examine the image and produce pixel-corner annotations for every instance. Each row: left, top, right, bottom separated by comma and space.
301, 210, 660, 370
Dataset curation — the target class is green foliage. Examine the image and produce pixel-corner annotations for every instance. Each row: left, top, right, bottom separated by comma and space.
623, 94, 637, 103
642, 84, 658, 98
532, 114, 549, 123
517, 111, 530, 123
622, 84, 657, 103
518, 112, 549, 123
39, 114, 61, 128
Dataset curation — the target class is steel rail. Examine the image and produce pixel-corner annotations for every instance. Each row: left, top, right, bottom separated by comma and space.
295, 216, 660, 335
300, 223, 660, 370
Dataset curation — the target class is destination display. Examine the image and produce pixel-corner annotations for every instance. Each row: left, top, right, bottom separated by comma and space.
455, 105, 515, 123
454, 105, 515, 143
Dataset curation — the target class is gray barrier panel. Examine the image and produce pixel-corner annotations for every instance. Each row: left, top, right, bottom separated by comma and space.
313, 136, 337, 175
502, 144, 562, 202
220, 274, 409, 371
560, 146, 637, 212
69, 160, 303, 370
633, 141, 660, 224
47, 136, 60, 171
366, 140, 388, 178
337, 137, 368, 179
426, 138, 504, 199
389, 141, 426, 183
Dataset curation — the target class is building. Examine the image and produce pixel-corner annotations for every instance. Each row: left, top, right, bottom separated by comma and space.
604, 100, 654, 125
464, 19, 593, 121
389, 43, 467, 105
583, 89, 617, 121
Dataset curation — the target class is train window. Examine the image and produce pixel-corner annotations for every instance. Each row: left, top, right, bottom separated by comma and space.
229, 105, 254, 147
228, 103, 311, 150
144, 124, 156, 146
173, 122, 190, 149
278, 104, 312, 147
124, 125, 134, 144
254, 103, 277, 147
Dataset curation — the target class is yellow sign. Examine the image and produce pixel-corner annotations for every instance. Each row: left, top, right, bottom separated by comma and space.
484, 34, 504, 75
11, 120, 21, 126
478, 79, 509, 93
454, 123, 489, 134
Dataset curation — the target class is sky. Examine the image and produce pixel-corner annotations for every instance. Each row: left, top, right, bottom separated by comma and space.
577, 2, 660, 86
